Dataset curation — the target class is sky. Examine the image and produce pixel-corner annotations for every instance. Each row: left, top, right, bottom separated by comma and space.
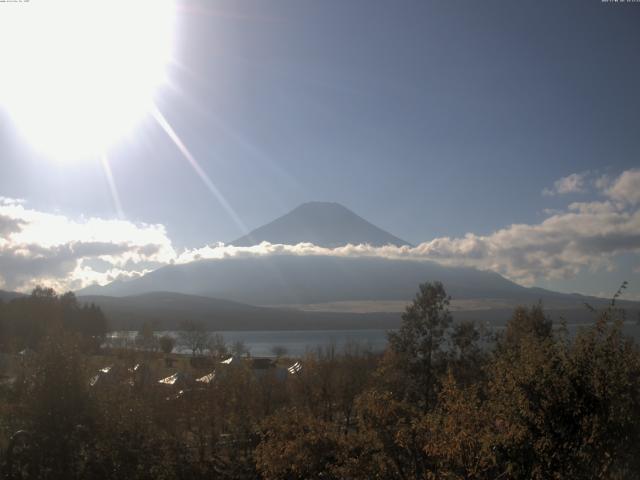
0, 0, 639, 299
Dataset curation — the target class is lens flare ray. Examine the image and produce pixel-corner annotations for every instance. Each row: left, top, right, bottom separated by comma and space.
151, 105, 248, 235
100, 155, 125, 219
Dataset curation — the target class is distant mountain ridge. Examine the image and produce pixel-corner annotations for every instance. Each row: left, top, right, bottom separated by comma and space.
77, 289, 640, 332
0, 290, 25, 302
77, 291, 401, 331
231, 202, 410, 247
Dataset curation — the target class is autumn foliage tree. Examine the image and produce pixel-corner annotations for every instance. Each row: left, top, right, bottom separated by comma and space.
256, 282, 640, 480
2, 283, 640, 479
0, 288, 108, 352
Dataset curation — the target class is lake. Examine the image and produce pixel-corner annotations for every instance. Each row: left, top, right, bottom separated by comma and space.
107, 329, 392, 357
107, 321, 640, 358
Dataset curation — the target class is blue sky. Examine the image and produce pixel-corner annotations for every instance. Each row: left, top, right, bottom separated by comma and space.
0, 0, 639, 299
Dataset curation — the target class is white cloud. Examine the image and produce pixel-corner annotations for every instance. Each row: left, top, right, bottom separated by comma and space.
1, 167, 640, 293
594, 174, 611, 191
175, 200, 640, 287
542, 208, 562, 216
603, 168, 640, 206
542, 172, 589, 196
567, 201, 618, 215
409, 206, 640, 285
0, 198, 175, 292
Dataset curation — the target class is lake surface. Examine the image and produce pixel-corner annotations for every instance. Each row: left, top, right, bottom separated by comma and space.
107, 322, 640, 358
107, 329, 392, 357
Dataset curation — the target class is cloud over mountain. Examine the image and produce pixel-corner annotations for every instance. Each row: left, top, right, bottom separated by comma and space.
176, 168, 640, 285
1, 168, 639, 292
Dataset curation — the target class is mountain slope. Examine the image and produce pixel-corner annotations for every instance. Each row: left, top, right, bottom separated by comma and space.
231, 202, 410, 247
79, 254, 607, 308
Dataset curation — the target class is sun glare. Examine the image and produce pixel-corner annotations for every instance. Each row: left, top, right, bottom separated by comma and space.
0, 0, 176, 162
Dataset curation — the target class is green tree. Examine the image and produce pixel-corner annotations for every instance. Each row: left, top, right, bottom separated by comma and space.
487, 305, 640, 479
501, 303, 552, 349
386, 281, 452, 409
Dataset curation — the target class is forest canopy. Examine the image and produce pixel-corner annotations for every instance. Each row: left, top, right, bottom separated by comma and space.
0, 282, 638, 479
0, 287, 108, 352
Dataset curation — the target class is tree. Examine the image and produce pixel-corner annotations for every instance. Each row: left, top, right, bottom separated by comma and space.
0, 287, 108, 351
354, 389, 432, 479
231, 339, 249, 357
135, 321, 158, 352
255, 407, 343, 480
424, 372, 500, 479
486, 304, 640, 479
23, 332, 95, 477
178, 320, 210, 357
159, 335, 176, 354
270, 345, 287, 359
501, 303, 552, 349
338, 282, 455, 479
449, 320, 487, 385
208, 333, 227, 358
386, 281, 452, 409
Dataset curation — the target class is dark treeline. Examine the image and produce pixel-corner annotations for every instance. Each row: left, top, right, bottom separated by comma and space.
0, 287, 108, 352
0, 282, 639, 479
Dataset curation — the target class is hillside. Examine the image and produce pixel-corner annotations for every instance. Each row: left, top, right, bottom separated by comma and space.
78, 255, 637, 311
78, 291, 401, 331
77, 290, 640, 332
79, 255, 527, 302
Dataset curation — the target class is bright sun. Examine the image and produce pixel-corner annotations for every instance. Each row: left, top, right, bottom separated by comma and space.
0, 0, 176, 162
